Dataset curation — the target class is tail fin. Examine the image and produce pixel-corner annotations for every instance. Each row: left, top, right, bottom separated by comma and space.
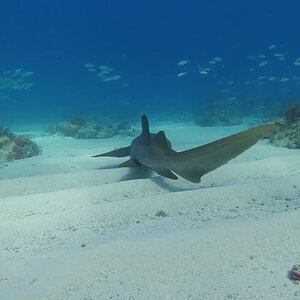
171, 124, 277, 183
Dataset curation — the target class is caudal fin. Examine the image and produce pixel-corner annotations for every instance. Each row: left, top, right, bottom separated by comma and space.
171, 123, 277, 183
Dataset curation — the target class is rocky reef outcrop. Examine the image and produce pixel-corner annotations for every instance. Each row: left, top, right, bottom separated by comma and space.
0, 125, 41, 164
195, 110, 242, 127
195, 91, 243, 127
45, 118, 139, 139
270, 104, 300, 149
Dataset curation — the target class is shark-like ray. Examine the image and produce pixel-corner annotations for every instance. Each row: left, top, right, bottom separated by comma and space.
93, 115, 276, 183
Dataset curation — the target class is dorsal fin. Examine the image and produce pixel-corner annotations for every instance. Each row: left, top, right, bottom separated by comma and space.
141, 114, 151, 145
152, 131, 171, 154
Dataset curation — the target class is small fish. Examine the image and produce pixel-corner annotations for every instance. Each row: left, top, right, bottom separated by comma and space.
177, 60, 189, 66
21, 71, 34, 78
268, 77, 277, 81
177, 72, 188, 77
120, 99, 130, 105
198, 66, 211, 74
249, 68, 255, 72
258, 54, 266, 58
274, 53, 284, 57
228, 96, 237, 101
84, 63, 95, 68
258, 61, 268, 67
209, 60, 217, 65
99, 65, 113, 72
14, 68, 23, 74
257, 76, 266, 80
247, 55, 257, 60
293, 58, 300, 66
280, 77, 289, 82
102, 75, 121, 82
244, 80, 251, 85
269, 44, 276, 50
213, 57, 222, 62
278, 57, 285, 61
227, 81, 234, 85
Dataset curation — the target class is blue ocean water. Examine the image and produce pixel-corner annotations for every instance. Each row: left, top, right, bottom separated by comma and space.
0, 0, 299, 125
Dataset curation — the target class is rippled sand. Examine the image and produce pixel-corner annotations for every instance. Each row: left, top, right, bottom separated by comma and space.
1, 122, 300, 299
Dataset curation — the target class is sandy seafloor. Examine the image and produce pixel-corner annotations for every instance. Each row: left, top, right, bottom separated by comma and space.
0, 121, 300, 300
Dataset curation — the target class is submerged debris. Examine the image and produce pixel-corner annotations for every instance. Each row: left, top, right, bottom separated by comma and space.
0, 125, 41, 163
45, 119, 140, 139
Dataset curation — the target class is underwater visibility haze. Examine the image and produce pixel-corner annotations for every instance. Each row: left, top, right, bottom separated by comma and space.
0, 0, 300, 124
2, 1, 300, 299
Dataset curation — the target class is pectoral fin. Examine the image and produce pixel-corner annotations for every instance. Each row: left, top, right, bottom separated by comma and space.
153, 168, 178, 180
92, 146, 131, 158
119, 159, 141, 168
171, 170, 202, 183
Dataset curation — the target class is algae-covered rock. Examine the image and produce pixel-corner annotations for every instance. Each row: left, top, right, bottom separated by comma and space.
195, 111, 242, 127
117, 121, 131, 130
75, 127, 100, 139
0, 125, 41, 163
270, 104, 300, 149
285, 104, 300, 124
46, 118, 139, 139
46, 121, 80, 137
195, 91, 243, 127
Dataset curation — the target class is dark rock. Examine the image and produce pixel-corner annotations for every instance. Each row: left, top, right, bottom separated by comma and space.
288, 264, 300, 282
155, 210, 168, 217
